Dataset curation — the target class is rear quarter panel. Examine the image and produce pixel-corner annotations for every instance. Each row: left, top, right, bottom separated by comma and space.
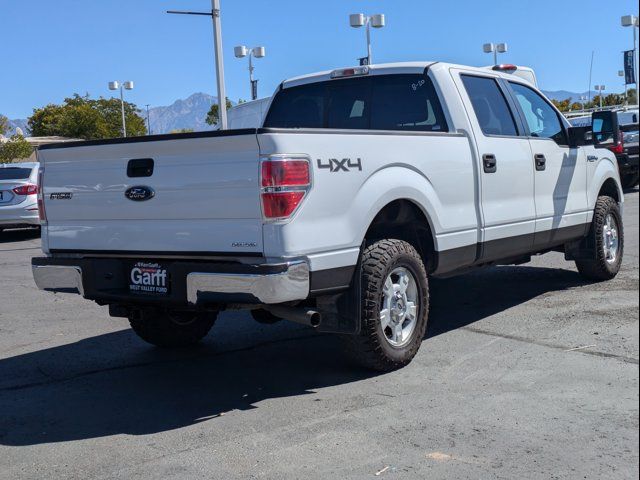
258, 130, 479, 271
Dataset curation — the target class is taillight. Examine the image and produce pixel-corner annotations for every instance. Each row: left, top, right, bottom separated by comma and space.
260, 157, 311, 220
37, 168, 47, 223
12, 184, 38, 196
608, 131, 625, 155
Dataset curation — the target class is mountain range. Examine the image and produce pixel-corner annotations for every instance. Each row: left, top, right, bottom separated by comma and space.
541, 90, 599, 102
4, 89, 615, 137
147, 93, 219, 135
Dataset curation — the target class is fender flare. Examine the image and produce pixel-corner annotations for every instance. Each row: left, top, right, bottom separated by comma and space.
589, 157, 623, 209
349, 164, 442, 249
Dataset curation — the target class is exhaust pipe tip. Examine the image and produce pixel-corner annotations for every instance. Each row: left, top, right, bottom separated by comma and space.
265, 306, 322, 328
308, 311, 322, 328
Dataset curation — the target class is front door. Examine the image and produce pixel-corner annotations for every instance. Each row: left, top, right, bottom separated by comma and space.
457, 72, 537, 261
507, 81, 589, 247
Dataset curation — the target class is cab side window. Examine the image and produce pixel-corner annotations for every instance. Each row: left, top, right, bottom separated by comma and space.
509, 82, 567, 145
461, 75, 519, 137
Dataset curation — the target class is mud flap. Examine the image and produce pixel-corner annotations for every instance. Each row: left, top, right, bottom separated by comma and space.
315, 262, 361, 335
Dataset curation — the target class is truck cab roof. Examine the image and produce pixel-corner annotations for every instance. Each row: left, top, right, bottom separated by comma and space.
282, 62, 537, 89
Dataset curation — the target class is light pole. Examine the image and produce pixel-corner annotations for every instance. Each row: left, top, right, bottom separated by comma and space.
145, 104, 151, 134
234, 45, 266, 100
167, 0, 228, 129
618, 70, 628, 105
594, 85, 606, 109
108, 81, 134, 138
580, 95, 588, 111
483, 43, 508, 65
349, 13, 385, 65
621, 14, 639, 106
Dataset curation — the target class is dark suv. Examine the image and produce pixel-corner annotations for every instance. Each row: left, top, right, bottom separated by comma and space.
614, 123, 639, 189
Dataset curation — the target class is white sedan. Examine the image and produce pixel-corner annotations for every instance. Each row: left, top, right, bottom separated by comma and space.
0, 162, 40, 232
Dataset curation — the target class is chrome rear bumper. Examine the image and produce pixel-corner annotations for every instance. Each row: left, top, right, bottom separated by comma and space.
32, 265, 84, 295
186, 261, 309, 305
32, 258, 309, 305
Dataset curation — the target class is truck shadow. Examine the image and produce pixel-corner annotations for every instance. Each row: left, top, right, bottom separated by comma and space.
0, 265, 590, 446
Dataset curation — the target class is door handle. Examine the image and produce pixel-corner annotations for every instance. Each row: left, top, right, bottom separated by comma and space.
534, 154, 546, 171
483, 154, 497, 173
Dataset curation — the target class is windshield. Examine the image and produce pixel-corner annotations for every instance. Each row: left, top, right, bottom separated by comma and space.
0, 167, 33, 180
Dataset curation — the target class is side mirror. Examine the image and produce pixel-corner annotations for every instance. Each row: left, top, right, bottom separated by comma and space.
568, 126, 593, 148
592, 110, 620, 149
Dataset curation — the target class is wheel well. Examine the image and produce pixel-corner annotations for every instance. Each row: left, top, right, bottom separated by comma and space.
365, 200, 436, 272
599, 178, 620, 203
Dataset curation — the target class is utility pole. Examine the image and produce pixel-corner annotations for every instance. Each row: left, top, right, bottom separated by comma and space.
168, 0, 228, 129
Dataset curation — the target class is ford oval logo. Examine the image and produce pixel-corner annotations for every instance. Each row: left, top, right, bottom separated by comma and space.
125, 186, 155, 202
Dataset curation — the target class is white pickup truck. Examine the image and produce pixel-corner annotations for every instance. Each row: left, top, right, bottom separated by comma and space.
33, 62, 624, 371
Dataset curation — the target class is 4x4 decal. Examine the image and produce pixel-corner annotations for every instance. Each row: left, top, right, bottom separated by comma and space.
317, 158, 363, 173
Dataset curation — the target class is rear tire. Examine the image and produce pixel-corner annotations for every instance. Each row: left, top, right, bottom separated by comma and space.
342, 239, 429, 372
620, 171, 639, 189
576, 196, 624, 281
129, 308, 217, 347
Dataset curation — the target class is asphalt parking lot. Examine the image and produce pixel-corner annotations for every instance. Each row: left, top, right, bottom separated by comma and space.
0, 190, 638, 480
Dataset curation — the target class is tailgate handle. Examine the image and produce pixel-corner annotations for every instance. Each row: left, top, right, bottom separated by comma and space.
127, 158, 154, 178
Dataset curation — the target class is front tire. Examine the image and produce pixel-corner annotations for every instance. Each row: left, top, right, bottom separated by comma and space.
129, 308, 218, 347
343, 239, 429, 372
576, 196, 624, 281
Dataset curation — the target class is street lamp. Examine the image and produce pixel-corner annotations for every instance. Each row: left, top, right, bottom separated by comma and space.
108, 80, 134, 138
234, 45, 266, 100
621, 14, 639, 106
145, 104, 151, 135
349, 13, 385, 65
580, 95, 588, 111
594, 85, 606, 109
618, 70, 628, 105
167, 0, 228, 130
483, 42, 508, 65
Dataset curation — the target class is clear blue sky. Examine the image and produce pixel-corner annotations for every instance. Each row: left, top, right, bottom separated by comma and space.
1, 0, 638, 119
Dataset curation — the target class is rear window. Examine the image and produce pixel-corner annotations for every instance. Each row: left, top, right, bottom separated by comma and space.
264, 74, 448, 132
0, 168, 33, 180
461, 75, 518, 137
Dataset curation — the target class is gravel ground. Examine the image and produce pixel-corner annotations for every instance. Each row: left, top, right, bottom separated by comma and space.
0, 189, 637, 479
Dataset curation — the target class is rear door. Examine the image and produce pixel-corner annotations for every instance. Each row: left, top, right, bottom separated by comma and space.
506, 81, 589, 245
456, 72, 536, 261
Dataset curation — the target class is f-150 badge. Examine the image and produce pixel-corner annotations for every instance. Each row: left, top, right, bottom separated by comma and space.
317, 158, 362, 173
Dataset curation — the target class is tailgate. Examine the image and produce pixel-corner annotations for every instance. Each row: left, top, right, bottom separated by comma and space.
39, 131, 264, 255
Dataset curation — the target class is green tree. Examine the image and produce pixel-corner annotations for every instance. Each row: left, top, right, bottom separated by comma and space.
169, 128, 194, 134
0, 135, 34, 163
551, 98, 572, 112
0, 114, 9, 136
205, 97, 233, 126
626, 88, 637, 105
28, 94, 146, 140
